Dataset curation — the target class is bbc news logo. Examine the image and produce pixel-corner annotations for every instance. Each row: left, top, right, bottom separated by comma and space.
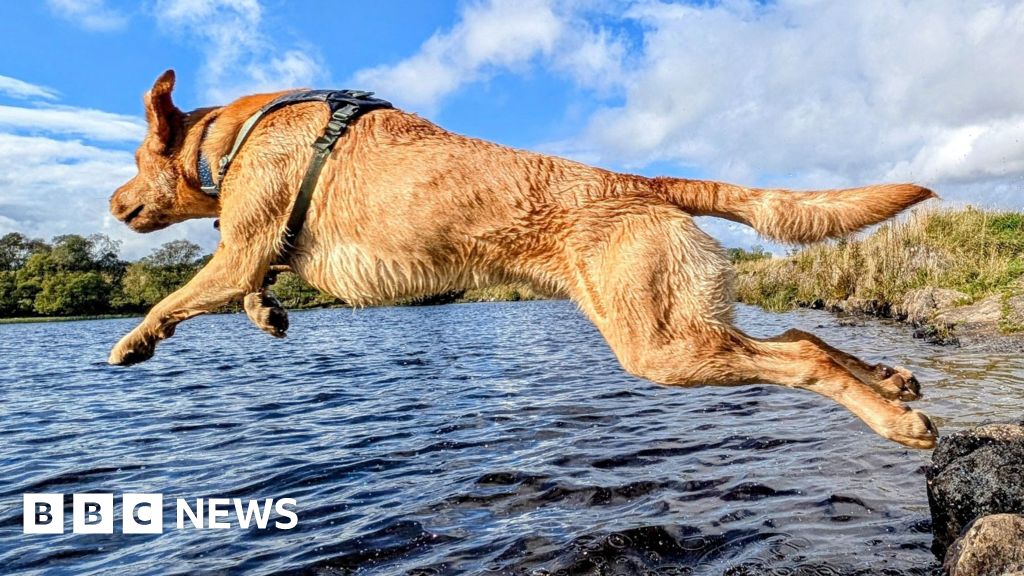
23, 494, 298, 534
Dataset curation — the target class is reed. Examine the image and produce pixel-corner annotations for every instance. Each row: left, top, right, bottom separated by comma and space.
734, 208, 1024, 325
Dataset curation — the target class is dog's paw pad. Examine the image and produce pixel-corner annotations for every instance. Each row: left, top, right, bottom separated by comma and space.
873, 364, 922, 401
876, 373, 922, 401
108, 342, 155, 366
892, 366, 921, 397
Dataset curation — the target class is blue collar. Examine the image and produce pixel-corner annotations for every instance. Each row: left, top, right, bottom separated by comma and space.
198, 150, 217, 196
197, 121, 219, 197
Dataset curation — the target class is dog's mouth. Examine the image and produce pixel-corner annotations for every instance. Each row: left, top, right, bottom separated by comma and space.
131, 218, 169, 233
119, 204, 168, 232
122, 204, 145, 224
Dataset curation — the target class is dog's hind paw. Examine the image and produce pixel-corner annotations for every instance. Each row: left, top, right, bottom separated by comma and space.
244, 291, 289, 338
885, 408, 939, 450
872, 365, 922, 401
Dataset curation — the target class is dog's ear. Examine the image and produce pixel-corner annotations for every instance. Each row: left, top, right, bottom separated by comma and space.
143, 69, 182, 151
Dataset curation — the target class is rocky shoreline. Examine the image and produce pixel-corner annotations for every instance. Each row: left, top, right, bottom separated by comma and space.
927, 422, 1024, 575
792, 286, 1024, 353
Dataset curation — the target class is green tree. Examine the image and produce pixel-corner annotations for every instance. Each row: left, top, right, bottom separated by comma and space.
118, 263, 189, 308
49, 235, 96, 272
144, 239, 203, 268
273, 272, 340, 308
117, 240, 207, 309
89, 233, 124, 274
0, 232, 48, 271
33, 271, 112, 316
0, 271, 18, 316
11, 275, 41, 315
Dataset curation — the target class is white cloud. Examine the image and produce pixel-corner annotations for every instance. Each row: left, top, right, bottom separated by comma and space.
0, 104, 145, 142
350, 0, 1024, 250
46, 0, 128, 32
155, 0, 323, 102
0, 133, 219, 259
0, 75, 59, 101
351, 0, 627, 113
0, 77, 216, 260
563, 0, 1024, 197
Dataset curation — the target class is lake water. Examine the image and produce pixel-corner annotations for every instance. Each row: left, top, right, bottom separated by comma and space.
1, 301, 1023, 575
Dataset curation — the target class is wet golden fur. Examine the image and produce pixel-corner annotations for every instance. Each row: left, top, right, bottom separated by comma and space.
109, 70, 940, 448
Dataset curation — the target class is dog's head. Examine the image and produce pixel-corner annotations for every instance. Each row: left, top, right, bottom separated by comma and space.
110, 70, 219, 232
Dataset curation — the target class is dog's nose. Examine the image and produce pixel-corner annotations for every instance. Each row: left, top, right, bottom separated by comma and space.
110, 186, 128, 215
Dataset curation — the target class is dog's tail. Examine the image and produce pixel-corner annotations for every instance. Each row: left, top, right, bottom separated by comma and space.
651, 178, 937, 244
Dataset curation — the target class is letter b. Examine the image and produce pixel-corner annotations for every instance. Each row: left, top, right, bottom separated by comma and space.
23, 494, 64, 534
73, 494, 113, 534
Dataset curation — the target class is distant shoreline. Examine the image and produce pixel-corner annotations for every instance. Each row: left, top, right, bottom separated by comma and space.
0, 286, 553, 325
734, 207, 1024, 351
0, 313, 140, 324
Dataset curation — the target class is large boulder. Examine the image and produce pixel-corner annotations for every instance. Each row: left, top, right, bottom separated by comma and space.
1006, 294, 1024, 329
898, 287, 969, 324
944, 514, 1024, 576
934, 295, 1004, 326
927, 422, 1024, 559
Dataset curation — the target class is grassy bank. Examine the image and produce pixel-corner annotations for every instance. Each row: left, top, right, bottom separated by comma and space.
734, 207, 1024, 331
0, 283, 548, 323
0, 313, 139, 324
390, 283, 547, 306
459, 284, 546, 303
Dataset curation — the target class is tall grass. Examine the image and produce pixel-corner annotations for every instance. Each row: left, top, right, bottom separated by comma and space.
735, 208, 1024, 316
458, 284, 544, 303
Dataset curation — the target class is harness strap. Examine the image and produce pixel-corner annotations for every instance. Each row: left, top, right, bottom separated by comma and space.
277, 102, 364, 265
198, 89, 392, 266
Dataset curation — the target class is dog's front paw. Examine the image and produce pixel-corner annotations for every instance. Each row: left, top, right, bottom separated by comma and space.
244, 291, 289, 338
108, 330, 157, 366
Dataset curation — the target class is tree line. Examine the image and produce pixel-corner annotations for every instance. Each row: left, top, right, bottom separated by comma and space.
0, 231, 772, 319
0, 232, 334, 319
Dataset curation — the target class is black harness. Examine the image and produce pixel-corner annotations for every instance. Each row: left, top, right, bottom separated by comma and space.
198, 89, 392, 265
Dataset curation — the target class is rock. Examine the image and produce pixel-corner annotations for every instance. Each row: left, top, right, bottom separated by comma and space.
841, 297, 890, 317
927, 422, 1024, 559
898, 287, 970, 324
1006, 294, 1024, 329
944, 514, 1024, 576
913, 322, 960, 346
935, 295, 1004, 325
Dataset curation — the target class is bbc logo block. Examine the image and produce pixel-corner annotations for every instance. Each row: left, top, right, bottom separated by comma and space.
23, 494, 63, 534
24, 493, 163, 534
23, 493, 296, 533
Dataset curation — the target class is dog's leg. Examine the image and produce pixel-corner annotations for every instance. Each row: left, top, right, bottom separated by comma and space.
625, 327, 936, 448
568, 208, 936, 448
108, 249, 270, 365
768, 329, 921, 401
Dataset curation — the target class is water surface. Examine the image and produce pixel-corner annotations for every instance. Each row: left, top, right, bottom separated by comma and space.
1, 301, 1022, 575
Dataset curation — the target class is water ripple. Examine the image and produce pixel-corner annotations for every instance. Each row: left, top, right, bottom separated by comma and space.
1, 301, 1019, 575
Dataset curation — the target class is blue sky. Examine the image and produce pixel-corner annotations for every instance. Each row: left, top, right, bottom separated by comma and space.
1, 0, 1022, 259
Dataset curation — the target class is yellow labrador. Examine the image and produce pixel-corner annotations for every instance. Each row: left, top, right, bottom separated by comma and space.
108, 70, 938, 448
